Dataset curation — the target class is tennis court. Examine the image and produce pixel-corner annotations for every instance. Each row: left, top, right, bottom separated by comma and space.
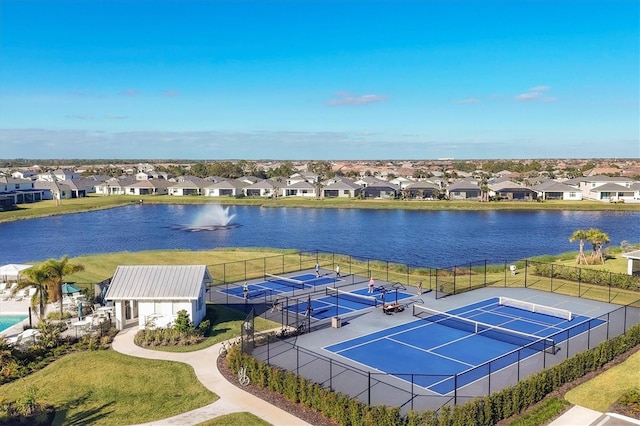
286, 287, 415, 320
324, 297, 606, 394
219, 273, 338, 300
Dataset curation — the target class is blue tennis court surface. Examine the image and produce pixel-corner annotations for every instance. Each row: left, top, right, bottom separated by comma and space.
324, 297, 606, 394
220, 273, 337, 300
288, 288, 414, 320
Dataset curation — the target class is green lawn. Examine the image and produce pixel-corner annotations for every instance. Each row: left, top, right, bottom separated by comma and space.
197, 412, 271, 426
564, 350, 640, 412
0, 351, 217, 426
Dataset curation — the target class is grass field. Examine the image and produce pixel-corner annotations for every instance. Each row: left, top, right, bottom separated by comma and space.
0, 351, 217, 426
564, 349, 640, 412
0, 302, 278, 425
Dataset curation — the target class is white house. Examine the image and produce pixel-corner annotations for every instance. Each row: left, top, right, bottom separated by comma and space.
531, 181, 583, 201
105, 265, 213, 330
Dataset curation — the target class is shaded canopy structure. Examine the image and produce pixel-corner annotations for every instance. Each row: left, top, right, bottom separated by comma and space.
0, 264, 33, 282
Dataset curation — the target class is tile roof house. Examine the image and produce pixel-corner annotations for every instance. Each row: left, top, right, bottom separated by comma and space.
105, 265, 213, 330
531, 181, 582, 201
488, 180, 537, 201
446, 179, 481, 200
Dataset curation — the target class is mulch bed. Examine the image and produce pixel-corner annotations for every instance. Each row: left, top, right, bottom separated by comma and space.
217, 355, 339, 426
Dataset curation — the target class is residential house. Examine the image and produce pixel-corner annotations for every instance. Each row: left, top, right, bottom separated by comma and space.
34, 180, 72, 201
403, 180, 441, 199
95, 177, 137, 195
321, 178, 361, 198
0, 177, 44, 206
11, 170, 38, 180
589, 183, 636, 203
125, 179, 171, 196
531, 181, 583, 201
446, 179, 481, 200
284, 180, 316, 197
361, 181, 400, 199
203, 179, 247, 197
245, 179, 277, 197
568, 175, 637, 201
169, 177, 207, 196
488, 180, 537, 201
105, 265, 212, 330
287, 172, 319, 185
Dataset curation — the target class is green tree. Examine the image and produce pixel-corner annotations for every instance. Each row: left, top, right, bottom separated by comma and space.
586, 228, 610, 264
21, 264, 50, 318
40, 256, 85, 317
569, 229, 590, 265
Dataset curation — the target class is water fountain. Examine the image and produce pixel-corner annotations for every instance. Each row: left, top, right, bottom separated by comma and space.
177, 204, 240, 231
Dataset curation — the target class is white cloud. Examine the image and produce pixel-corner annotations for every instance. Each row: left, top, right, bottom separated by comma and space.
515, 85, 556, 102
326, 91, 387, 106
453, 98, 480, 104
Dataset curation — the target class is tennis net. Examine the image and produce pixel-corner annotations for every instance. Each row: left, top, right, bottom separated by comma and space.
499, 297, 572, 321
326, 287, 378, 307
265, 273, 306, 289
413, 304, 556, 353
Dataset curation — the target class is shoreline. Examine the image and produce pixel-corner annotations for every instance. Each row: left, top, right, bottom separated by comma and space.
1, 195, 638, 224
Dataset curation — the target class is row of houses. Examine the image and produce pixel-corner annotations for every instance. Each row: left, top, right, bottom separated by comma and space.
1, 171, 639, 210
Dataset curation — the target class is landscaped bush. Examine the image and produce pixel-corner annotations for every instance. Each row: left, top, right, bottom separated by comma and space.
529, 261, 640, 291
227, 324, 640, 426
0, 320, 117, 386
134, 310, 206, 348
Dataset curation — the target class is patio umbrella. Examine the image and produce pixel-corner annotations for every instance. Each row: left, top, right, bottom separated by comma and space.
61, 283, 81, 295
78, 302, 84, 320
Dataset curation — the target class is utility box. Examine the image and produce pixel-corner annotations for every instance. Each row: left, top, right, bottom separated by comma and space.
331, 316, 342, 328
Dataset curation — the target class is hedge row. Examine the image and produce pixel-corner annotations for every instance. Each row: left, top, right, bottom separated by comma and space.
228, 324, 640, 426
529, 262, 640, 291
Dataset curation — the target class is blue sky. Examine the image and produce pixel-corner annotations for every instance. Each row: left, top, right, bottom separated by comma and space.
1, 0, 638, 160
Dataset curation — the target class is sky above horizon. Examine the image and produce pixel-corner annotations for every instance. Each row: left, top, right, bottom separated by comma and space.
1, 0, 638, 160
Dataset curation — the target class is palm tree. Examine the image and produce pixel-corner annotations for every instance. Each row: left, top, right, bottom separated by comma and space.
40, 256, 85, 317
586, 228, 610, 264
21, 264, 50, 319
479, 175, 490, 202
569, 229, 589, 265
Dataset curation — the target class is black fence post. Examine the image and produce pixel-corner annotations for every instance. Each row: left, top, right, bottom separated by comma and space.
524, 260, 528, 288
329, 358, 333, 391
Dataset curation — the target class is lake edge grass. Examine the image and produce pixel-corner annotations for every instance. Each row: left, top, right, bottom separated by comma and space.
1, 194, 638, 223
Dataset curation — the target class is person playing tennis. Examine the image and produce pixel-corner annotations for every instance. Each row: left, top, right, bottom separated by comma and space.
368, 277, 375, 293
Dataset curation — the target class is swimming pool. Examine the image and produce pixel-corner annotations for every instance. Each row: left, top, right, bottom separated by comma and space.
0, 315, 27, 333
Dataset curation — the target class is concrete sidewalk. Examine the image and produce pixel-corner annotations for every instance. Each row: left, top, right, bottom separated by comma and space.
549, 405, 640, 426
111, 326, 311, 426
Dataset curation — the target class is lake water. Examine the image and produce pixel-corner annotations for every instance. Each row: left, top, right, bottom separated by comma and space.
1, 204, 637, 268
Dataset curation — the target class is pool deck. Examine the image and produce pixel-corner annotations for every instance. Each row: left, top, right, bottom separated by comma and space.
0, 297, 42, 337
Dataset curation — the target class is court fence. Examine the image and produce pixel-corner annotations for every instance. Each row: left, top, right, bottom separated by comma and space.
206, 249, 640, 307
243, 301, 640, 413
216, 249, 640, 415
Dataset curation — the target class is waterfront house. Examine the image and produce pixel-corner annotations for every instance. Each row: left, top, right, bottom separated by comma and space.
531, 181, 583, 201
446, 179, 481, 200
203, 179, 247, 197
321, 177, 361, 198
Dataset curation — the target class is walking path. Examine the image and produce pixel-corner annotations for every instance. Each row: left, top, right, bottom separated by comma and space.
111, 326, 311, 426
